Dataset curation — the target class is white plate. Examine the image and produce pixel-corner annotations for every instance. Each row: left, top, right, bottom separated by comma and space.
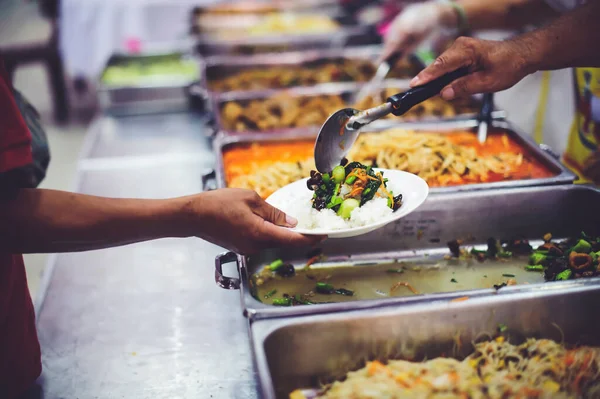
266, 169, 429, 238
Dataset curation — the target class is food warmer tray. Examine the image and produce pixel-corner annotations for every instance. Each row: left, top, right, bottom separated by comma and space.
198, 46, 419, 96
213, 183, 596, 321
203, 119, 573, 194
206, 82, 505, 137
97, 53, 207, 116
250, 281, 600, 398
191, 12, 378, 57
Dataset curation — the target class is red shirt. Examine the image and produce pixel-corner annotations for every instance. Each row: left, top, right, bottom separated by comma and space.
0, 60, 42, 398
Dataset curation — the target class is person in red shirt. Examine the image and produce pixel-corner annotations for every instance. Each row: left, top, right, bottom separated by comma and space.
0, 59, 323, 398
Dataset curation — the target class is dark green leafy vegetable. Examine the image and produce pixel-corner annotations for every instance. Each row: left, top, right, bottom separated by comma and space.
450, 278, 458, 283
335, 288, 354, 296
264, 289, 277, 299
502, 273, 515, 278
498, 323, 508, 333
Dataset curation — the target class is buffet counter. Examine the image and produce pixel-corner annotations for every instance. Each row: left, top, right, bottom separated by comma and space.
34, 112, 260, 398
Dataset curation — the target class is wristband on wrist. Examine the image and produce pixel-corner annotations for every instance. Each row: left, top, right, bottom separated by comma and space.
438, 0, 470, 35
449, 2, 470, 35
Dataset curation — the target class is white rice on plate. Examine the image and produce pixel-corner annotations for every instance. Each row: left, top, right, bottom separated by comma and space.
269, 181, 400, 231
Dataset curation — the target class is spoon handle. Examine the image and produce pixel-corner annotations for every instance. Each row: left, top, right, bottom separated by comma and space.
478, 92, 494, 124
386, 66, 470, 116
384, 50, 403, 68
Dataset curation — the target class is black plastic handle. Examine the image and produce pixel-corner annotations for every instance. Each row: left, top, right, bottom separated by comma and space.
386, 66, 470, 116
478, 93, 494, 124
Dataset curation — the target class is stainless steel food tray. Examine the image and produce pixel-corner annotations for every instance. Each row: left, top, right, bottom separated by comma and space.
207, 81, 502, 137
204, 119, 573, 194
97, 52, 205, 116
251, 282, 600, 398
214, 183, 593, 321
192, 13, 378, 57
199, 46, 419, 95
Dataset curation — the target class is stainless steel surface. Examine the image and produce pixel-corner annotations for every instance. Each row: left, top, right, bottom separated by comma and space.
81, 113, 214, 160
215, 183, 595, 321
209, 119, 575, 196
209, 81, 499, 137
200, 46, 413, 95
35, 115, 260, 398
251, 283, 600, 398
97, 53, 202, 116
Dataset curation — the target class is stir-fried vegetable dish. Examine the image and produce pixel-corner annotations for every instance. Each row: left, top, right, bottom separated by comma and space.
306, 160, 402, 219
447, 232, 600, 282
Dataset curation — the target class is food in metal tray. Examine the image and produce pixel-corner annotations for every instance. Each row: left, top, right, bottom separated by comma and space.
252, 254, 542, 307
223, 129, 554, 199
220, 91, 478, 132
208, 60, 419, 92
101, 56, 198, 86
198, 13, 339, 39
221, 93, 346, 131
449, 232, 600, 282
289, 338, 600, 398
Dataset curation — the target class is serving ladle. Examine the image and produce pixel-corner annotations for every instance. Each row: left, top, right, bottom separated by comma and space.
314, 66, 470, 173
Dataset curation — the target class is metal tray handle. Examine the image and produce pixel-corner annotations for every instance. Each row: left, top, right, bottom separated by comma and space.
201, 169, 217, 192
187, 82, 209, 113
214, 251, 241, 290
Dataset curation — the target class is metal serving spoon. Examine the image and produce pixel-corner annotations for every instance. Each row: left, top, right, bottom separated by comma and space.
314, 67, 470, 173
352, 51, 403, 105
477, 92, 494, 143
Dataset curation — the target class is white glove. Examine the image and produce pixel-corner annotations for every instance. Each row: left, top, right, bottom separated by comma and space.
381, 1, 456, 62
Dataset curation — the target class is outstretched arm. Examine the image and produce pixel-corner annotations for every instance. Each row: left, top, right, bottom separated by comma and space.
409, 0, 600, 99
0, 188, 322, 255
381, 0, 556, 61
